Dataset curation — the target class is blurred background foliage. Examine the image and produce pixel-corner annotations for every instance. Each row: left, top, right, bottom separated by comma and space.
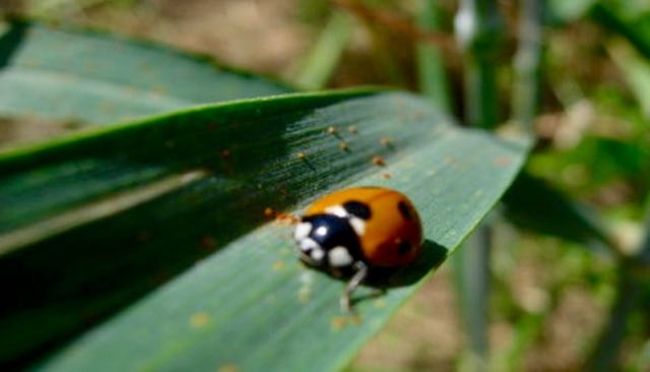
1, 0, 649, 371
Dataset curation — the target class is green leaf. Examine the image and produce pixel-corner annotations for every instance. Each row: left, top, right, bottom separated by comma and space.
0, 21, 291, 125
502, 171, 615, 253
498, 170, 627, 369
547, 0, 595, 23
609, 40, 650, 119
291, 10, 356, 90
415, 0, 452, 113
590, 2, 650, 61
0, 90, 529, 370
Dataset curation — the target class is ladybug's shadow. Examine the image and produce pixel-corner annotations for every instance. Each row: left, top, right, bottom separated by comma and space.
364, 239, 449, 288
343, 239, 449, 306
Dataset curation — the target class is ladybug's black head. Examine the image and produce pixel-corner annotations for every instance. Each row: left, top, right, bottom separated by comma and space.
293, 214, 365, 271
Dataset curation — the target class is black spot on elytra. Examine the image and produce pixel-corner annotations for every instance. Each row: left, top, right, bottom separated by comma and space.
397, 241, 412, 255
397, 201, 412, 220
343, 200, 372, 220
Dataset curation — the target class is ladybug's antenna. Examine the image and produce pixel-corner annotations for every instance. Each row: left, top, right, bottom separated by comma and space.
340, 261, 369, 312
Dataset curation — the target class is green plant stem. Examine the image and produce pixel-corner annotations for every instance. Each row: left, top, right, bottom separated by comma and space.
586, 269, 640, 371
638, 195, 650, 266
464, 59, 497, 128
512, 0, 542, 133
291, 10, 356, 90
416, 0, 451, 113
587, 195, 650, 370
456, 0, 501, 129
453, 1, 502, 370
454, 224, 491, 370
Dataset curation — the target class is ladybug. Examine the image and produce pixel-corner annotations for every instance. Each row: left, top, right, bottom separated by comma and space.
293, 186, 423, 311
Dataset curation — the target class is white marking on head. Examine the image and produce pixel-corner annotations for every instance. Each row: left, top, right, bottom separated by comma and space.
324, 205, 348, 218
349, 217, 365, 236
314, 225, 328, 237
294, 222, 312, 241
329, 246, 354, 267
310, 248, 325, 262
299, 238, 320, 252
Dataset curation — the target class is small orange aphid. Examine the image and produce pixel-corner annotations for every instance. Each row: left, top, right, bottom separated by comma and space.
275, 212, 300, 224
200, 235, 216, 250
372, 155, 386, 166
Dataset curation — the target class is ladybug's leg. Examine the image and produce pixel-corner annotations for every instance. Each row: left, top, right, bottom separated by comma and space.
340, 261, 368, 312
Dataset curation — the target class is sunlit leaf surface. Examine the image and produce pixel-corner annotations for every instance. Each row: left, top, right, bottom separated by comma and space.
0, 89, 529, 371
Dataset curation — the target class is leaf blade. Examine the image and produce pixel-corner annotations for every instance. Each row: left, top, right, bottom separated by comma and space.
0, 21, 291, 125
0, 91, 529, 370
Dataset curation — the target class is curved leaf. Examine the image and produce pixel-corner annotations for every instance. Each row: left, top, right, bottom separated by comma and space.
0, 90, 529, 370
502, 171, 615, 253
0, 21, 291, 125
